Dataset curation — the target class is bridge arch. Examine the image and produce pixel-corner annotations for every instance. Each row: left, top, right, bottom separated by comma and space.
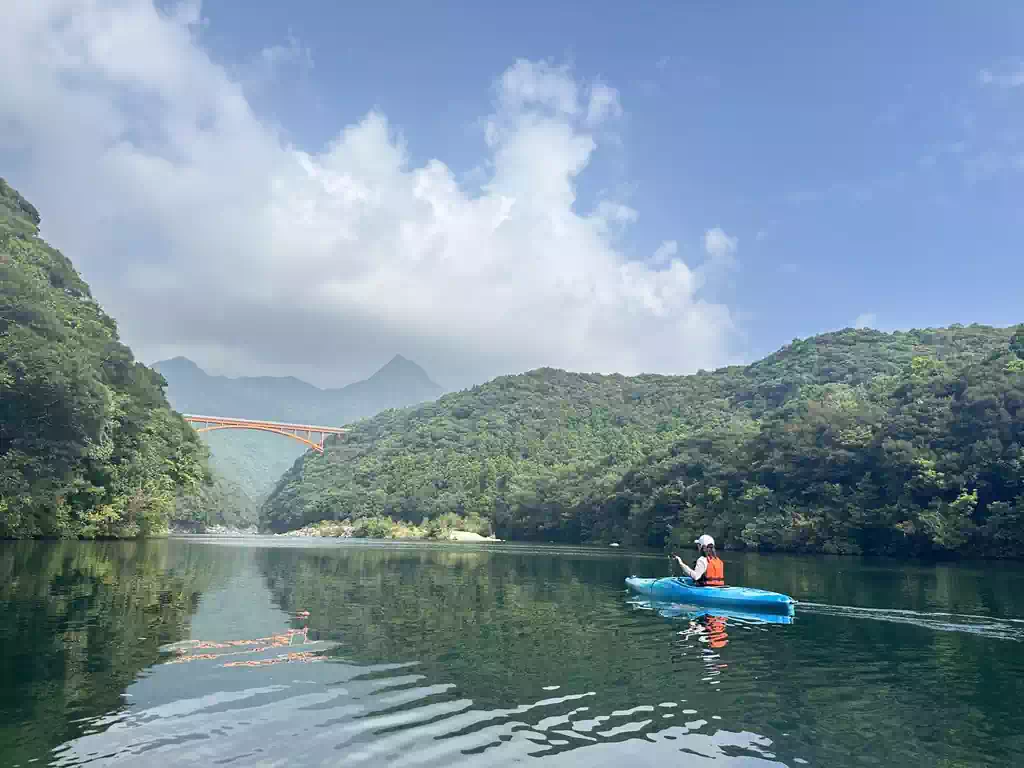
182, 415, 348, 454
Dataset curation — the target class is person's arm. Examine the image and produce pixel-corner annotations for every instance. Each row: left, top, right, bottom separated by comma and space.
673, 555, 704, 579
690, 556, 707, 581
672, 554, 693, 577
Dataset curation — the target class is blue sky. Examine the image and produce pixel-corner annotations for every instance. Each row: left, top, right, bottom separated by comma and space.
3, 1, 1023, 387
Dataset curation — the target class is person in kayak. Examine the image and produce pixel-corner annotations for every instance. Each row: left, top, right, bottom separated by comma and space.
670, 534, 725, 587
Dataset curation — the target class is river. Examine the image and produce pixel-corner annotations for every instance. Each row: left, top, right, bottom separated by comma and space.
1, 538, 1022, 767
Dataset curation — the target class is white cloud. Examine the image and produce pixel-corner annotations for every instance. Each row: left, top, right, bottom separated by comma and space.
0, 1, 738, 389
703, 227, 738, 267
979, 64, 1024, 88
652, 240, 678, 265
260, 33, 313, 72
854, 313, 877, 329
586, 83, 622, 125
497, 59, 580, 119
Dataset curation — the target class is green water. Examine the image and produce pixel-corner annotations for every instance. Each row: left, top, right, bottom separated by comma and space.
1, 538, 1023, 767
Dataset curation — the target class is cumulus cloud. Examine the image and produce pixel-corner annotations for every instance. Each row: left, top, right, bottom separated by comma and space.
260, 33, 313, 72
853, 313, 877, 329
496, 59, 580, 119
651, 240, 679, 266
0, 1, 738, 389
703, 227, 738, 267
586, 83, 623, 125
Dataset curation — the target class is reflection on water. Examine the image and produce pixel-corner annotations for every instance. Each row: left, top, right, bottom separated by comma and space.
1, 539, 1023, 767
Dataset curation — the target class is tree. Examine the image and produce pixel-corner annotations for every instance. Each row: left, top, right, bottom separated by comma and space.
1, 178, 212, 538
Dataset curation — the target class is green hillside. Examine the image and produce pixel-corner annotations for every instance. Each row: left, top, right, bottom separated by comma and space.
154, 354, 444, 527
263, 324, 1024, 557
0, 179, 214, 537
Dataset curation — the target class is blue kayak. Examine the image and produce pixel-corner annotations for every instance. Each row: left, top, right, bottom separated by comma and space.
625, 576, 796, 615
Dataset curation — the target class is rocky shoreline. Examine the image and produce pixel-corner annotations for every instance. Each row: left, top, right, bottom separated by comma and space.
275, 522, 501, 541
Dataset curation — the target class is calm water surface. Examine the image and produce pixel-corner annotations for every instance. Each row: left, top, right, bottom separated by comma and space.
1, 538, 1023, 767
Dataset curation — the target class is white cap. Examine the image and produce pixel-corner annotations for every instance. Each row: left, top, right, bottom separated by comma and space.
694, 534, 715, 547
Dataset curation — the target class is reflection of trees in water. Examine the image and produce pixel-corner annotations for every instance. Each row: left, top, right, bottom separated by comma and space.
0, 540, 240, 765
252, 546, 795, 763
254, 546, 1024, 767
731, 552, 1021, 620
254, 546, 738, 717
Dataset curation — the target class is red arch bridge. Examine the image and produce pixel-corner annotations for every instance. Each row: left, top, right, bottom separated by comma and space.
182, 414, 348, 454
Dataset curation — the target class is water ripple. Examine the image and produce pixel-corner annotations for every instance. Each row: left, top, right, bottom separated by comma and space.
798, 602, 1024, 641
18, 541, 1024, 768
46, 653, 798, 767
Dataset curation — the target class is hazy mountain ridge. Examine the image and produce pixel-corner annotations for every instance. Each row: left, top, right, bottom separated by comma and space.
154, 353, 443, 425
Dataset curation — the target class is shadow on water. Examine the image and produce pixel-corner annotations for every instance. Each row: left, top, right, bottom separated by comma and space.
3, 539, 1024, 767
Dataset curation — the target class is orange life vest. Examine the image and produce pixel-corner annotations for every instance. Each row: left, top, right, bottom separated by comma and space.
697, 556, 725, 587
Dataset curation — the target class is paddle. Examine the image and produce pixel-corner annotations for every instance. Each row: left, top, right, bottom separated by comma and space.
668, 551, 684, 577
668, 552, 695, 584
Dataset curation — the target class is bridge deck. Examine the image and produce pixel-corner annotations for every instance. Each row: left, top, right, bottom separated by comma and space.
181, 414, 348, 454
182, 415, 348, 433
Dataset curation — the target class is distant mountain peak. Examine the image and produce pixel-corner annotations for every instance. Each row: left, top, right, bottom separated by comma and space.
365, 354, 441, 390
153, 356, 204, 374
378, 353, 415, 371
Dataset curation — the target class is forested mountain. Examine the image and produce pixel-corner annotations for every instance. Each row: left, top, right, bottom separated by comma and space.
0, 179, 214, 537
154, 354, 444, 527
263, 324, 1024, 557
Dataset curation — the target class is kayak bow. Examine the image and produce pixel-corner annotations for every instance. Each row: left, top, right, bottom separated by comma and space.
625, 576, 796, 615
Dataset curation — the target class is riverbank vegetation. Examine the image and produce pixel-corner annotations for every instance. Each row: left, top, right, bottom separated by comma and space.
264, 323, 1024, 558
0, 179, 217, 537
278, 512, 496, 540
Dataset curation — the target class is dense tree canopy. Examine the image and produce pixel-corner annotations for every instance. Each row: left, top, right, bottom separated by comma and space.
264, 324, 1024, 557
0, 179, 214, 537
